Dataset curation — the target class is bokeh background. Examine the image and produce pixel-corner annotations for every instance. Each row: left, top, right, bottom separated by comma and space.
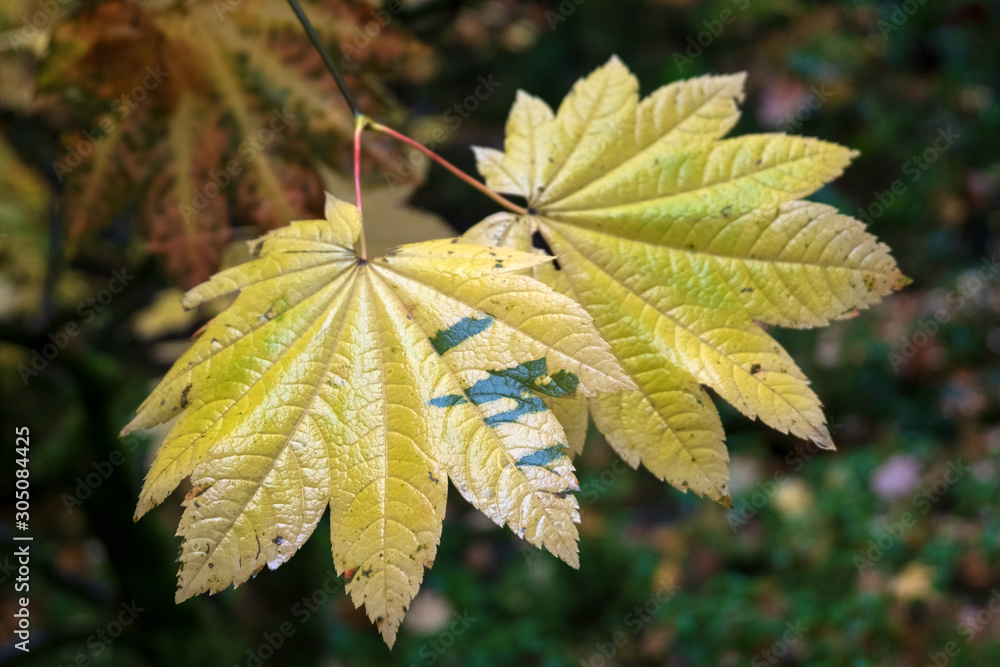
2, 0, 999, 665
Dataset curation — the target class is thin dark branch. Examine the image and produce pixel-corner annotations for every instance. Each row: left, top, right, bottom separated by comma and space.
285, 0, 361, 117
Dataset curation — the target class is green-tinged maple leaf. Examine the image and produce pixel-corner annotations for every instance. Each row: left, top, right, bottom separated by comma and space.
123, 194, 632, 646
465, 57, 909, 506
39, 0, 430, 286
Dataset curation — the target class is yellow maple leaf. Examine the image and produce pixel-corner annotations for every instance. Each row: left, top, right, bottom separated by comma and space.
465, 57, 908, 506
123, 193, 631, 646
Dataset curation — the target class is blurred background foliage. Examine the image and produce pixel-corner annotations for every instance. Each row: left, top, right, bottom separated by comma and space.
1, 0, 999, 665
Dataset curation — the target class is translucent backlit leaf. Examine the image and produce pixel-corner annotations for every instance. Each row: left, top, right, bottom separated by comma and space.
466, 57, 908, 505
124, 194, 631, 645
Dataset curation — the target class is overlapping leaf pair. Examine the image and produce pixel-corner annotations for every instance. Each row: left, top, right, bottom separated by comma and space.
125, 58, 906, 645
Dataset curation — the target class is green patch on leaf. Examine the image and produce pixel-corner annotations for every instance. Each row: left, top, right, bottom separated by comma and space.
515, 444, 567, 468
430, 316, 494, 355
428, 394, 467, 408
427, 357, 579, 428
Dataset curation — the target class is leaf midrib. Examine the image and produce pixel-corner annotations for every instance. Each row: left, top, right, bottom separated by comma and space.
542, 142, 848, 214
